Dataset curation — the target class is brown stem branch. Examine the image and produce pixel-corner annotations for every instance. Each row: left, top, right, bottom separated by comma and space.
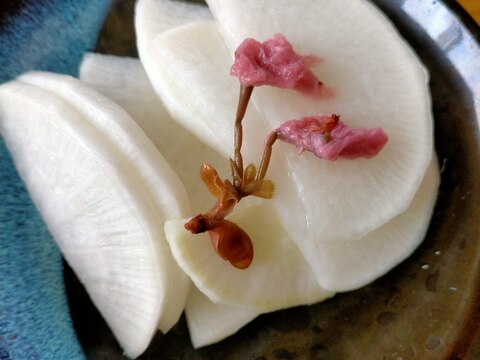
234, 85, 253, 186
256, 131, 278, 181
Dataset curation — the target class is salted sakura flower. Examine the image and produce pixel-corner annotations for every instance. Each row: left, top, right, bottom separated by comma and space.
231, 33, 324, 97
188, 35, 386, 269
274, 115, 388, 160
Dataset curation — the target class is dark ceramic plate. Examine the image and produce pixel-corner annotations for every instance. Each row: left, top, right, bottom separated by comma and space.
1, 0, 479, 359
67, 1, 480, 359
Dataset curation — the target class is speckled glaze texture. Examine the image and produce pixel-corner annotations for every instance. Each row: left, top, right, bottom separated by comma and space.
0, 0, 478, 359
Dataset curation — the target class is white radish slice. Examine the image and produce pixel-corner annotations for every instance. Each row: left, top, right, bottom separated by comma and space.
165, 203, 335, 311
135, 0, 211, 55
141, 20, 435, 290
79, 53, 229, 214
79, 53, 263, 346
0, 74, 190, 358
135, 3, 230, 158
317, 157, 440, 291
206, 0, 433, 244
185, 287, 259, 348
138, 21, 268, 162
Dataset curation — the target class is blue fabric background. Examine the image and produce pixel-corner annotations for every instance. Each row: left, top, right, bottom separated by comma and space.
0, 1, 112, 358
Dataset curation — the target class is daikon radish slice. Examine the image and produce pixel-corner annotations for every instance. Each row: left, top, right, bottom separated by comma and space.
0, 73, 190, 358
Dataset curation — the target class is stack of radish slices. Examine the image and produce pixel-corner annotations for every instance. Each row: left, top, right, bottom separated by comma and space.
0, 0, 439, 357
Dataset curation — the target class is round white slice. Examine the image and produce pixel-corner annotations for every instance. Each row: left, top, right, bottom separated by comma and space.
135, 0, 211, 55
79, 53, 263, 346
137, 21, 268, 162
0, 74, 190, 358
165, 203, 335, 311
185, 287, 259, 348
206, 0, 433, 244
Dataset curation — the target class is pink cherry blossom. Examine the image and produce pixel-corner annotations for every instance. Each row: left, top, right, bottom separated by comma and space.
274, 115, 388, 160
231, 34, 325, 97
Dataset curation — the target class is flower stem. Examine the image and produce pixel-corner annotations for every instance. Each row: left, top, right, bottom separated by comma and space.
234, 85, 253, 186
256, 131, 278, 181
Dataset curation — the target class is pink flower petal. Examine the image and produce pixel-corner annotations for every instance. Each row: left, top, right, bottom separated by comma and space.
231, 34, 324, 97
275, 115, 388, 160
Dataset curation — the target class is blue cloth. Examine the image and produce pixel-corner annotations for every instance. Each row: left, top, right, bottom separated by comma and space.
0, 1, 112, 358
